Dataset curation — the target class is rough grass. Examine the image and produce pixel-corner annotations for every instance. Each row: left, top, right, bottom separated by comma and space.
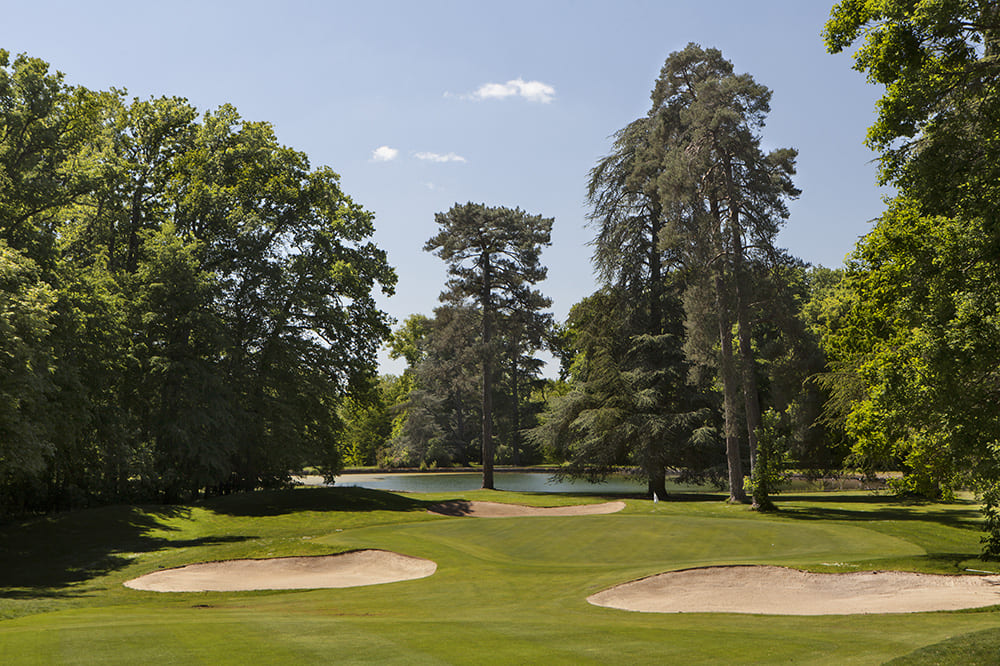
1, 486, 999, 664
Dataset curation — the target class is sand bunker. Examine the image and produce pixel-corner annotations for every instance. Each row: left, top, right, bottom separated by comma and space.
428, 500, 625, 517
587, 565, 1000, 615
124, 550, 436, 592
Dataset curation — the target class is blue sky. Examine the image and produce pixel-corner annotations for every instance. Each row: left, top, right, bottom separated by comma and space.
3, 1, 887, 375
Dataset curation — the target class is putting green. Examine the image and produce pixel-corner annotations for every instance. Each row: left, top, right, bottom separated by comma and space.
316, 511, 925, 572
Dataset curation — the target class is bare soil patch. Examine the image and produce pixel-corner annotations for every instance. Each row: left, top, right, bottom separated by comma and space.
124, 550, 436, 592
587, 565, 1000, 615
428, 500, 626, 517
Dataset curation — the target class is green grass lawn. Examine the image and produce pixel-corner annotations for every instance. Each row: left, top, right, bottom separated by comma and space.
2, 487, 999, 664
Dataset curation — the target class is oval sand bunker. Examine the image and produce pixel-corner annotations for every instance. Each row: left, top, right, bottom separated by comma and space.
428, 500, 625, 517
124, 550, 436, 592
588, 565, 1000, 615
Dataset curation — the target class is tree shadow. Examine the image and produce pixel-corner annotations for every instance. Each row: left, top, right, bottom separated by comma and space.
426, 500, 474, 516
487, 489, 729, 503
0, 504, 252, 596
201, 485, 431, 517
885, 627, 1000, 665
776, 493, 984, 531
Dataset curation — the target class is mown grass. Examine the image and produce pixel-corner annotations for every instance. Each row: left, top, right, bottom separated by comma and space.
1, 486, 999, 664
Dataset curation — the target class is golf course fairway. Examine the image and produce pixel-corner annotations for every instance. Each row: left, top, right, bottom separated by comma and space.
2, 486, 1000, 664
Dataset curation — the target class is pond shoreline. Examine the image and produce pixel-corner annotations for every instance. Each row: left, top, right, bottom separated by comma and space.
297, 469, 890, 493
335, 466, 571, 475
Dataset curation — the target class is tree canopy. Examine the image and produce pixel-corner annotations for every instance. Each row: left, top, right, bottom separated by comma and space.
424, 202, 553, 489
825, 1, 1000, 554
0, 50, 396, 511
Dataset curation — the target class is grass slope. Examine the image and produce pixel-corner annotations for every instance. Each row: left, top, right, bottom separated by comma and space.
2, 487, 999, 664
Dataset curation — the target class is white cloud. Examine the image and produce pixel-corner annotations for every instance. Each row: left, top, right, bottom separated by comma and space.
371, 145, 399, 162
465, 78, 556, 104
415, 151, 467, 163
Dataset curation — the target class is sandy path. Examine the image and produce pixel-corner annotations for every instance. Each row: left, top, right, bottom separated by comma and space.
124, 550, 436, 592
587, 565, 1000, 615
428, 500, 626, 517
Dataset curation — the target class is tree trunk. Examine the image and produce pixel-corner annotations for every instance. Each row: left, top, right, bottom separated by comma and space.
716, 275, 746, 503
481, 252, 495, 490
511, 356, 521, 467
482, 360, 495, 489
728, 202, 762, 474
647, 207, 668, 503
647, 466, 668, 501
710, 194, 747, 503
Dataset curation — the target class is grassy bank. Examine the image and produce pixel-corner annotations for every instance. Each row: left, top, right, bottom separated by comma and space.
1, 487, 998, 664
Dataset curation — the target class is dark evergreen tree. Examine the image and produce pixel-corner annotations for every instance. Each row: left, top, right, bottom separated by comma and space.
425, 202, 552, 489
530, 286, 716, 499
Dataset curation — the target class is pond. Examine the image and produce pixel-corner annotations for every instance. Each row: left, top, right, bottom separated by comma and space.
319, 471, 711, 495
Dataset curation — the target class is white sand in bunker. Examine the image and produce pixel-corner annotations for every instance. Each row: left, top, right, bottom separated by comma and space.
587, 565, 1000, 615
123, 550, 436, 592
427, 500, 626, 517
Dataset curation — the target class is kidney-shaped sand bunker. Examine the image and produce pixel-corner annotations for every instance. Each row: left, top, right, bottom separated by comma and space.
588, 565, 1000, 615
124, 550, 436, 592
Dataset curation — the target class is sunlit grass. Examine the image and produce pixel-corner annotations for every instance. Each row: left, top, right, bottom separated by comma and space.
2, 487, 999, 664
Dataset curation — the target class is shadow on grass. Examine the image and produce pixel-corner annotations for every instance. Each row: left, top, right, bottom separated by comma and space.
485, 489, 730, 503
426, 500, 474, 516
202, 486, 431, 517
0, 504, 253, 596
0, 486, 437, 596
777, 493, 984, 531
884, 627, 1000, 665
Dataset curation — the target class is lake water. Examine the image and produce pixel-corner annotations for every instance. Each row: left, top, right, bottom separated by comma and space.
324, 471, 706, 495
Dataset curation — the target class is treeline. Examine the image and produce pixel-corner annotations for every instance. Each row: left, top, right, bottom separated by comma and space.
822, 2, 1000, 555
0, 50, 395, 512
354, 45, 842, 509
8, 0, 1000, 556
359, 10, 1000, 556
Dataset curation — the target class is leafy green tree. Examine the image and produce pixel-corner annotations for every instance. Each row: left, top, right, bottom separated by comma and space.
822, 201, 1000, 495
824, 1, 1000, 219
133, 223, 231, 500
0, 50, 101, 265
0, 49, 109, 511
338, 375, 406, 468
425, 202, 552, 489
585, 110, 710, 498
44, 257, 136, 506
0, 243, 56, 494
800, 265, 858, 470
588, 116, 669, 327
2, 49, 397, 508
387, 314, 431, 369
825, 1, 1000, 553
494, 291, 552, 466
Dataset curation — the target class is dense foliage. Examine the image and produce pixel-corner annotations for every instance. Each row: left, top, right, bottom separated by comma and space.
0, 50, 395, 511
824, 1, 1000, 554
11, 3, 1000, 556
529, 44, 808, 506
530, 286, 718, 498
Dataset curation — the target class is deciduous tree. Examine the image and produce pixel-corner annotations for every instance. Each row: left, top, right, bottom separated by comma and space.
825, 0, 1000, 553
